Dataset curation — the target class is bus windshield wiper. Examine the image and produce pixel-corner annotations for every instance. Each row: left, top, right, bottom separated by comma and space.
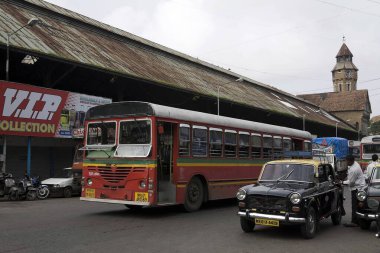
81, 146, 114, 158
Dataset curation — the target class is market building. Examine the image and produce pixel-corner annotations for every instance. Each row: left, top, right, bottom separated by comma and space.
0, 0, 357, 178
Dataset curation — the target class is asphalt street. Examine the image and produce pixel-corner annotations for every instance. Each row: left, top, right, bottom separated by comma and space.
1, 187, 379, 253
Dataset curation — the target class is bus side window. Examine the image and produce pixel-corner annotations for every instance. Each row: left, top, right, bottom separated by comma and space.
210, 129, 223, 157
192, 126, 208, 157
303, 141, 312, 152
273, 136, 283, 159
263, 135, 273, 159
179, 125, 190, 157
225, 130, 237, 158
251, 134, 262, 158
283, 138, 292, 152
239, 132, 250, 158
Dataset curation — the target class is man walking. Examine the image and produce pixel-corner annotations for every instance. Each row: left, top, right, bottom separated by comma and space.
343, 155, 366, 227
365, 154, 379, 181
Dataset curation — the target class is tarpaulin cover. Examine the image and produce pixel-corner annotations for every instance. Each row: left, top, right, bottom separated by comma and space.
312, 137, 349, 160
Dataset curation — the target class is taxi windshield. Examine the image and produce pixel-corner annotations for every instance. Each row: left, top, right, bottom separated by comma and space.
260, 163, 315, 182
370, 167, 380, 184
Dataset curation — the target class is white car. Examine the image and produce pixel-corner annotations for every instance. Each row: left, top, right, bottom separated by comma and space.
42, 168, 82, 198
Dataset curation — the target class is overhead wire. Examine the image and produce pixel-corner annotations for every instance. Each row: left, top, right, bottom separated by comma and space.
314, 0, 380, 19
199, 8, 347, 56
367, 0, 380, 4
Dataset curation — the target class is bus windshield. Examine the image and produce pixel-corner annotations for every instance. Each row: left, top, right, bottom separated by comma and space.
86, 122, 116, 158
87, 122, 116, 146
115, 120, 152, 157
260, 163, 315, 182
363, 144, 380, 154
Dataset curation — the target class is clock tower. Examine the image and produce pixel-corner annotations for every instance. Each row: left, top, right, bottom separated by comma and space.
332, 42, 358, 92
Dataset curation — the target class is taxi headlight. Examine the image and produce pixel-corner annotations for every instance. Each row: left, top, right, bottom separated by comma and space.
290, 192, 301, 204
236, 189, 246, 201
87, 178, 93, 186
357, 191, 367, 201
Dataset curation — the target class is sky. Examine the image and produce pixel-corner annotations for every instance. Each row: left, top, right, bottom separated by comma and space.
45, 0, 380, 116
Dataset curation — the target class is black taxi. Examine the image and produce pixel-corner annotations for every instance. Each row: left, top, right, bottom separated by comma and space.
237, 160, 344, 239
356, 165, 380, 230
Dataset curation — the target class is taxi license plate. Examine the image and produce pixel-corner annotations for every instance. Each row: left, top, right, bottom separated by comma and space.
85, 188, 95, 198
255, 218, 279, 227
134, 192, 148, 202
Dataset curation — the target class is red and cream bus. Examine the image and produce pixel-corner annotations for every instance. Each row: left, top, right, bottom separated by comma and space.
360, 135, 380, 168
80, 101, 312, 211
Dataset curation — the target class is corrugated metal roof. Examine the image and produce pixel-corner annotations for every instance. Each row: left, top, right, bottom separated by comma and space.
0, 0, 355, 131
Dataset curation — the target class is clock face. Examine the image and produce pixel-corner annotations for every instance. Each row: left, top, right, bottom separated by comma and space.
345, 70, 352, 78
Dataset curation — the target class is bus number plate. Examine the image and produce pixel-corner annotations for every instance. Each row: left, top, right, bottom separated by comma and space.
85, 188, 95, 198
135, 192, 148, 202
255, 218, 279, 227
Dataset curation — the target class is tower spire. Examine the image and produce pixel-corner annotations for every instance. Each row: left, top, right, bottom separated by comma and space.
332, 41, 358, 92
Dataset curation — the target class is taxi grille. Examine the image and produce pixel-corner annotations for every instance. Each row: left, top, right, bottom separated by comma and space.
247, 195, 287, 210
98, 167, 132, 183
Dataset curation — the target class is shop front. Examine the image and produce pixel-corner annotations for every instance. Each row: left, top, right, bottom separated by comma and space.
0, 81, 111, 179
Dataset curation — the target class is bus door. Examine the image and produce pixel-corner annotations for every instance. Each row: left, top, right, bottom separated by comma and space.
157, 122, 176, 204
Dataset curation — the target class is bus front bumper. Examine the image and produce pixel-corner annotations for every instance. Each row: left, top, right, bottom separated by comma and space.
80, 197, 150, 206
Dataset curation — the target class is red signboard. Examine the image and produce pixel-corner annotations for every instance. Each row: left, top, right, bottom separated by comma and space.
0, 81, 69, 137
0, 81, 112, 138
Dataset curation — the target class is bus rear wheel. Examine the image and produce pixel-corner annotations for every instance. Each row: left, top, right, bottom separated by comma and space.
184, 177, 204, 212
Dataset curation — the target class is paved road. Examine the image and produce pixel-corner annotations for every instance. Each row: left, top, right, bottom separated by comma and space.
1, 188, 379, 253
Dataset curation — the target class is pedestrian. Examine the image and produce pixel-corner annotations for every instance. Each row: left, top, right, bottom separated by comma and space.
365, 154, 379, 181
343, 155, 366, 227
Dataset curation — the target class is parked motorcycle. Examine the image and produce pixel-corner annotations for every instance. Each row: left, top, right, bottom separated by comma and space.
9, 176, 37, 201
31, 176, 50, 199
0, 172, 16, 198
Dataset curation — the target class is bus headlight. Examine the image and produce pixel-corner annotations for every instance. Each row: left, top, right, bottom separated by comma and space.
290, 192, 301, 204
236, 189, 246, 201
357, 191, 367, 201
87, 178, 93, 186
139, 180, 146, 189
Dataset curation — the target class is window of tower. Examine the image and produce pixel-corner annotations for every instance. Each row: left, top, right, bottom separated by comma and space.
346, 82, 351, 91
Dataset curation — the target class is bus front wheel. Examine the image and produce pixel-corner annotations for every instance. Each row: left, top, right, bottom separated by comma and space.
184, 177, 204, 212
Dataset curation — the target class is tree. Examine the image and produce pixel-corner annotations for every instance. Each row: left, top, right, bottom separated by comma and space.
369, 120, 380, 135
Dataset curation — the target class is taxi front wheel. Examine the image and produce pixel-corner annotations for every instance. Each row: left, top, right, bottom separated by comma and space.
240, 217, 255, 233
301, 207, 317, 239
359, 220, 371, 230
